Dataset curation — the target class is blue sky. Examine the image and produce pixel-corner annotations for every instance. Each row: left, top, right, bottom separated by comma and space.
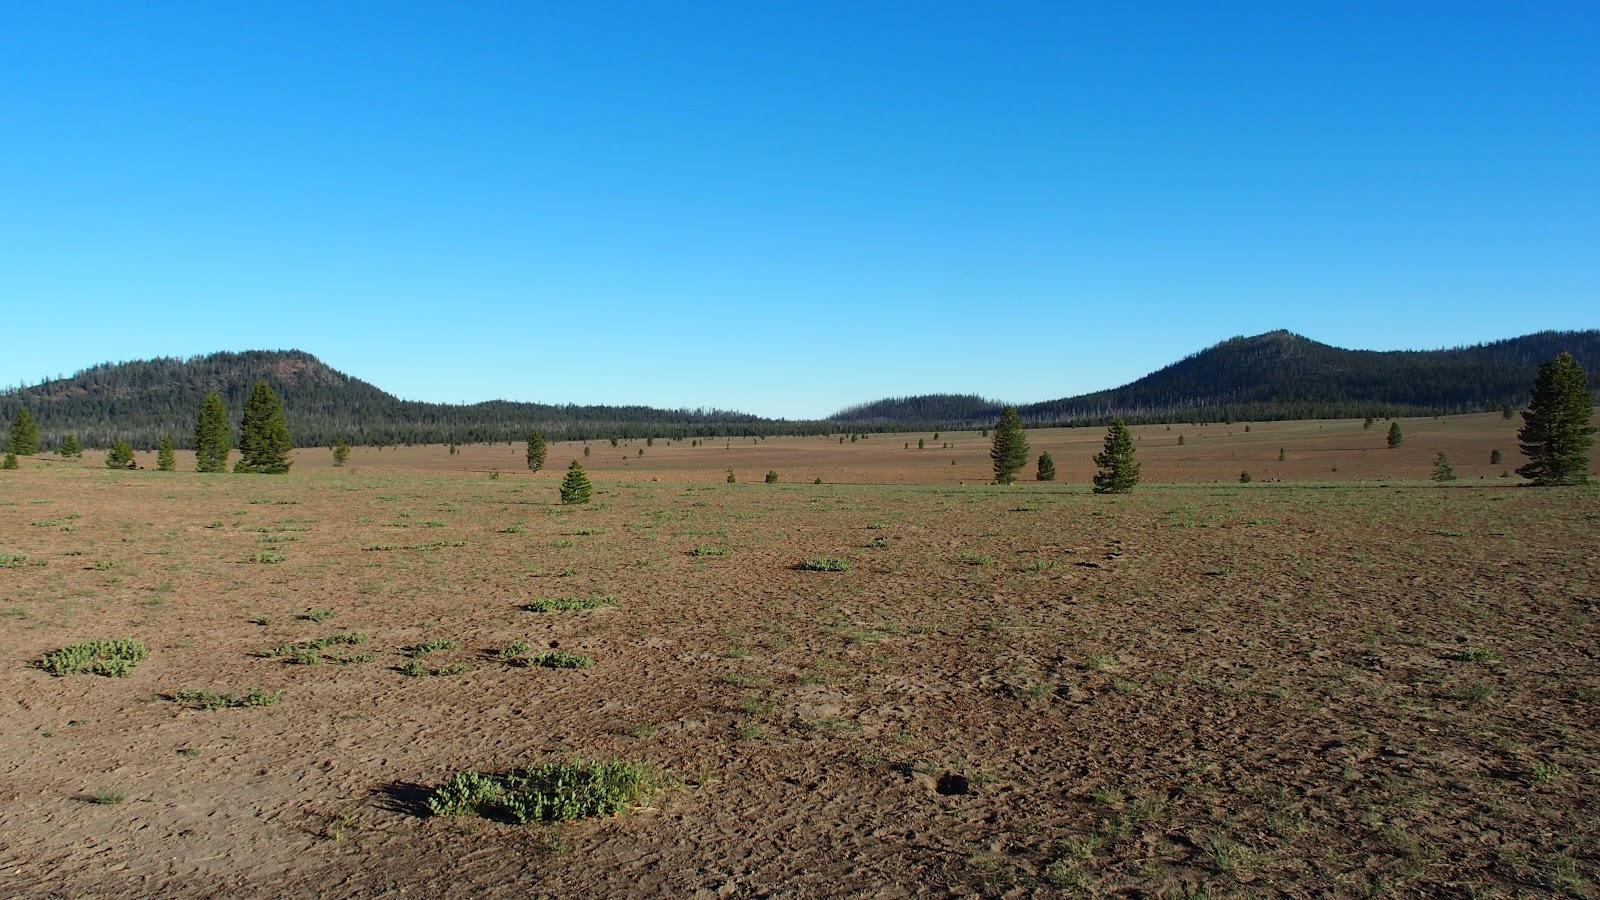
3, 2, 1596, 418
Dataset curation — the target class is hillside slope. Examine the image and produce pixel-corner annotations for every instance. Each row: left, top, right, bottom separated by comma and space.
0, 350, 766, 449
835, 330, 1600, 426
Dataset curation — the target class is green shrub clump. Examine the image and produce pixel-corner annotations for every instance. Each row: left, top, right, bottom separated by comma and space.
42, 639, 148, 677
427, 759, 651, 824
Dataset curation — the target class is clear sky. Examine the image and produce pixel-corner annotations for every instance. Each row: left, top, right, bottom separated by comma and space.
3, 2, 1596, 419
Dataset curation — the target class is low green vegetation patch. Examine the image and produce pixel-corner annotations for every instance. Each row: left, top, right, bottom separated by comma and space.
262, 631, 368, 659
170, 687, 284, 710
408, 638, 459, 658
401, 660, 470, 677
362, 540, 466, 552
0, 553, 29, 568
798, 556, 849, 572
41, 639, 148, 677
691, 545, 728, 557
426, 759, 652, 823
517, 650, 593, 669
522, 595, 614, 613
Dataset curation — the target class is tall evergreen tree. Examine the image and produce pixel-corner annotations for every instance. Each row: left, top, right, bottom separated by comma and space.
59, 434, 81, 459
156, 435, 176, 471
194, 392, 231, 472
526, 431, 548, 472
559, 459, 592, 504
105, 440, 136, 469
1386, 422, 1403, 448
989, 407, 1029, 484
8, 408, 39, 456
1035, 452, 1056, 482
1516, 352, 1595, 485
1431, 451, 1456, 482
1, 452, 17, 470
1092, 420, 1140, 494
234, 381, 293, 474
332, 439, 351, 467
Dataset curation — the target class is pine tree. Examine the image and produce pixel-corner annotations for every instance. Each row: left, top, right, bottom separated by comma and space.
526, 431, 548, 472
726, 468, 736, 484
60, 434, 81, 459
1, 453, 17, 470
234, 381, 293, 474
1239, 470, 1252, 483
583, 445, 591, 457
332, 439, 351, 467
1517, 352, 1595, 485
8, 408, 39, 456
559, 460, 592, 504
157, 435, 176, 471
989, 407, 1029, 484
1363, 417, 1374, 430
194, 392, 231, 473
1035, 452, 1056, 481
1092, 420, 1140, 494
1278, 447, 1286, 461
1386, 422, 1403, 449
105, 440, 136, 469
765, 470, 779, 483
1489, 449, 1502, 465
1431, 451, 1456, 482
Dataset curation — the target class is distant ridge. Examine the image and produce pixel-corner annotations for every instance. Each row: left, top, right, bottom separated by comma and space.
833, 329, 1600, 426
3, 330, 1596, 449
0, 350, 767, 449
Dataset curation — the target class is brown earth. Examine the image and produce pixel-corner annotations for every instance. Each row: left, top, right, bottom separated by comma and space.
1, 417, 1597, 897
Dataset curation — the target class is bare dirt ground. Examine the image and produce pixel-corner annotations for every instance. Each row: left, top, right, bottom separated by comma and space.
2, 415, 1597, 897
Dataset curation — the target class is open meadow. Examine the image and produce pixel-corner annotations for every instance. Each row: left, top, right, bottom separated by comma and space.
2, 413, 1597, 897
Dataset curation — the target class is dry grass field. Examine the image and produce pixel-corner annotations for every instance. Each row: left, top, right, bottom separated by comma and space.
2, 412, 1597, 897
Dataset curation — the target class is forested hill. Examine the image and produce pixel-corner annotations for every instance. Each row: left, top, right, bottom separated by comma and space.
0, 350, 775, 450
6, 330, 1598, 450
834, 330, 1600, 426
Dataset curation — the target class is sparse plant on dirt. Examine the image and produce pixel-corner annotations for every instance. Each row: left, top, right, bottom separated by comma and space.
170, 687, 284, 710
799, 556, 849, 572
426, 759, 652, 823
522, 595, 614, 613
408, 638, 458, 657
41, 639, 148, 677
509, 650, 593, 669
